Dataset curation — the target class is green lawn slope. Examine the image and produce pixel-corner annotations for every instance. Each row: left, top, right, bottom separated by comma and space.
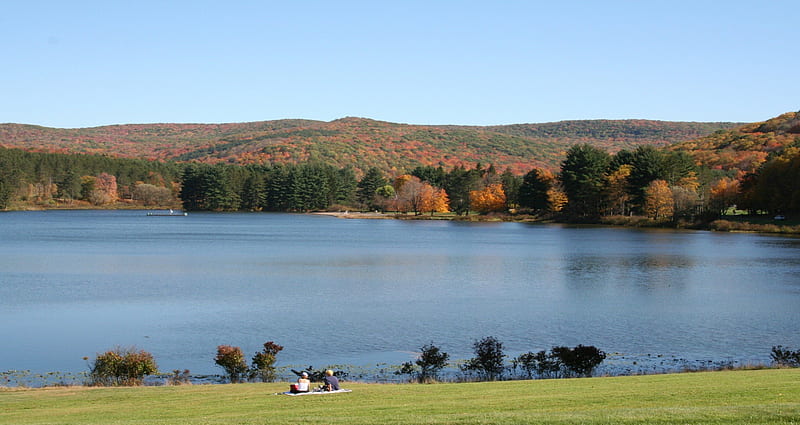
2, 369, 798, 424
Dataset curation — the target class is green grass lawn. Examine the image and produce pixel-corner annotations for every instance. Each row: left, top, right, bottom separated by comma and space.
2, 369, 798, 424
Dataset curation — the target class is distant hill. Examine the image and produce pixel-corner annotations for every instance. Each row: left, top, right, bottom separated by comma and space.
669, 111, 800, 174
0, 118, 742, 174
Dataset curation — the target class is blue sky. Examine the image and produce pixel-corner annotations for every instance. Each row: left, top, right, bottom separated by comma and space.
2, 1, 798, 128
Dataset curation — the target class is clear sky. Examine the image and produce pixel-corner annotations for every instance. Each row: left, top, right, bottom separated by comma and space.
2, 1, 798, 128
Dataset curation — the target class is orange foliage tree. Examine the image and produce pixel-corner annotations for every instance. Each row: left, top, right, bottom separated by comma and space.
709, 177, 740, 216
419, 185, 450, 216
394, 175, 448, 215
469, 183, 507, 213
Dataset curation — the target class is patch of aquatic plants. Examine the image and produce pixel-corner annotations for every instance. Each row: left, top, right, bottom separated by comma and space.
771, 345, 800, 367
1, 370, 88, 387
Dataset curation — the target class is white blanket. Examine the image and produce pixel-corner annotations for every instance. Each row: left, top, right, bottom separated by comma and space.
281, 389, 352, 396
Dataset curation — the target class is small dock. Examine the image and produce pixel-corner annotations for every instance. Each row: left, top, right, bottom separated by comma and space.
146, 210, 188, 217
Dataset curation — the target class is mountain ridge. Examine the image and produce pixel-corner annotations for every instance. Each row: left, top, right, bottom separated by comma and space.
0, 118, 743, 174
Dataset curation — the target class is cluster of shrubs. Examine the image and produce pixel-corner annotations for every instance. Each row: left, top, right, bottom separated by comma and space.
397, 337, 607, 383
83, 341, 800, 387
214, 342, 284, 383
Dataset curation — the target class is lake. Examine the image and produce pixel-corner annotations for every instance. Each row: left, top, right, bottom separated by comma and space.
1, 210, 799, 380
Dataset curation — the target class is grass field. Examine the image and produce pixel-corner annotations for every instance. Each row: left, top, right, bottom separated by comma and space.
1, 369, 798, 424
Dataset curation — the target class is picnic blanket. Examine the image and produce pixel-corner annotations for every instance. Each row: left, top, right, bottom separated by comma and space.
280, 389, 352, 396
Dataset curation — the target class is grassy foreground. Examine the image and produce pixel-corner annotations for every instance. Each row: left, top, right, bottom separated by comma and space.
1, 369, 798, 425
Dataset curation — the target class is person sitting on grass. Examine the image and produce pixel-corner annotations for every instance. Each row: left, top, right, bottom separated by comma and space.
290, 372, 310, 393
323, 369, 340, 391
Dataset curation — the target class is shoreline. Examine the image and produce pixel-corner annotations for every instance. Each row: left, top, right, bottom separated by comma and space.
7, 207, 799, 234
1, 352, 774, 388
313, 210, 800, 234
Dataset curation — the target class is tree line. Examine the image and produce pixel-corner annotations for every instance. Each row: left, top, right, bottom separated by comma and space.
2, 143, 797, 220
0, 147, 181, 209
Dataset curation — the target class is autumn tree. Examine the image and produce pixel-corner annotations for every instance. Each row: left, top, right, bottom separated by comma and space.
374, 184, 396, 212
628, 147, 697, 214
133, 183, 174, 206
444, 165, 482, 215
89, 346, 158, 386
708, 177, 740, 216
22, 181, 57, 204
395, 175, 424, 215
738, 148, 800, 214
470, 183, 507, 213
86, 172, 118, 205
547, 185, 568, 213
250, 341, 283, 383
419, 184, 450, 216
643, 180, 674, 220
394, 175, 448, 215
671, 185, 700, 220
215, 345, 248, 383
603, 164, 632, 216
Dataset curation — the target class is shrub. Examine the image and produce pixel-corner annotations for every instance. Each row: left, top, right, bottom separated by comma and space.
250, 341, 284, 382
417, 343, 450, 382
551, 345, 606, 377
461, 336, 506, 381
89, 346, 158, 386
512, 350, 561, 379
167, 369, 192, 385
396, 342, 450, 383
771, 345, 800, 367
215, 345, 248, 383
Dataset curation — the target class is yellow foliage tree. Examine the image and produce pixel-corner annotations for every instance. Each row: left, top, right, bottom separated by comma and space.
676, 171, 700, 192
469, 183, 506, 213
644, 179, 674, 220
604, 164, 631, 216
547, 187, 568, 212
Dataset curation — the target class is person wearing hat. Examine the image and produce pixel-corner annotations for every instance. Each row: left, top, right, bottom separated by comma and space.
290, 372, 311, 393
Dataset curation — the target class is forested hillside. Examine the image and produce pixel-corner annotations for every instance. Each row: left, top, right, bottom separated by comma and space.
670, 111, 800, 174
3, 113, 797, 220
0, 118, 739, 175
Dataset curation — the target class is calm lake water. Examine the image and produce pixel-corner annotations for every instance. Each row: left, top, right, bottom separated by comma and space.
1, 210, 799, 379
